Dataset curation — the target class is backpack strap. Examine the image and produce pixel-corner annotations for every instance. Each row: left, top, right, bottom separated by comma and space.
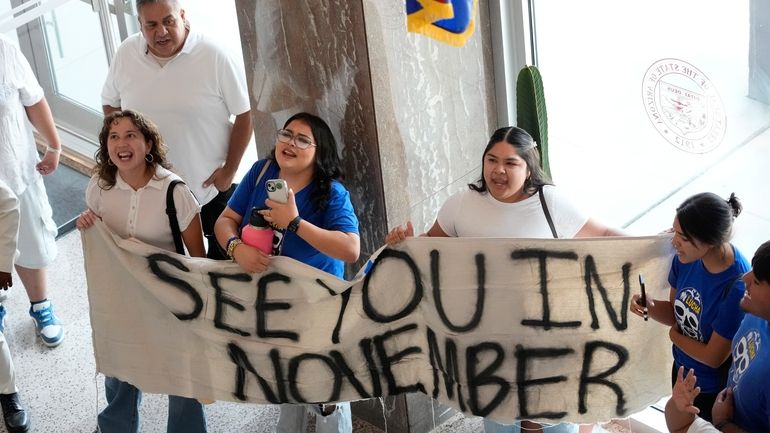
166, 180, 186, 255
255, 159, 272, 188
538, 185, 558, 239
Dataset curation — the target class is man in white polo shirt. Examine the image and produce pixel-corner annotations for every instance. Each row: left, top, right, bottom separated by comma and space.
102, 0, 252, 259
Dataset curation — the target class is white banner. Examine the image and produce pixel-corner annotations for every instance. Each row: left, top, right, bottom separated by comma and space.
83, 222, 675, 424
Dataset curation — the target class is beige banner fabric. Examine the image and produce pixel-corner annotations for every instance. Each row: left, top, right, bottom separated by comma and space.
82, 222, 674, 424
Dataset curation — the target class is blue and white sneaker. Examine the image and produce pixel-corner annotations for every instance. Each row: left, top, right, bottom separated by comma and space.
29, 300, 63, 347
0, 304, 5, 334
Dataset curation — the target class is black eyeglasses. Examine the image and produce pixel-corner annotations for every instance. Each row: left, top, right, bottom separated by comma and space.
276, 129, 316, 150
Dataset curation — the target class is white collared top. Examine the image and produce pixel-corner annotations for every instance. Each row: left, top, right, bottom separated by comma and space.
101, 30, 251, 205
86, 165, 201, 252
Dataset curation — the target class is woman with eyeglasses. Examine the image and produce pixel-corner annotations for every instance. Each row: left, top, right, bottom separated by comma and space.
214, 112, 359, 433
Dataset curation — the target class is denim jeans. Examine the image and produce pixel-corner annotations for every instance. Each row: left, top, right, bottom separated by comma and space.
276, 403, 352, 433
98, 376, 207, 433
483, 419, 578, 433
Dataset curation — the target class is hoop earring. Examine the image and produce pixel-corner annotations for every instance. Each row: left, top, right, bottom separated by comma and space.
145, 153, 154, 163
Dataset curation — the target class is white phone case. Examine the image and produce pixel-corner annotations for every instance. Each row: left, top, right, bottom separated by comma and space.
266, 179, 289, 203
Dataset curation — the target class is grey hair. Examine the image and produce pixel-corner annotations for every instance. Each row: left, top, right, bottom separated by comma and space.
135, 0, 182, 13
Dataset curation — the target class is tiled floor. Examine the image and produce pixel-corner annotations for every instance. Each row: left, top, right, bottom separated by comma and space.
3, 129, 769, 432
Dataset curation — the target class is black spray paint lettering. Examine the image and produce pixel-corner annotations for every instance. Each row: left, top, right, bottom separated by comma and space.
467, 342, 509, 417
426, 326, 466, 412
584, 257, 631, 330
210, 272, 252, 337
362, 249, 423, 323
578, 341, 629, 416
511, 249, 581, 330
512, 249, 633, 331
146, 254, 203, 320
422, 330, 631, 419
515, 345, 574, 420
148, 256, 345, 342
147, 250, 635, 417
227, 324, 421, 403
431, 250, 486, 332
256, 273, 298, 341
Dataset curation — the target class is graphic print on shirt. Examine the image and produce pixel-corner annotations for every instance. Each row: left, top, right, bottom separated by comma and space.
730, 328, 760, 386
271, 229, 284, 256
674, 287, 703, 340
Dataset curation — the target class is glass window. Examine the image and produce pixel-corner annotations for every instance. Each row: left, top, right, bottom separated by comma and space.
531, 0, 770, 229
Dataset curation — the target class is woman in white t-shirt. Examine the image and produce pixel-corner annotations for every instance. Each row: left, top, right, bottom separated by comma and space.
77, 110, 207, 433
386, 126, 623, 433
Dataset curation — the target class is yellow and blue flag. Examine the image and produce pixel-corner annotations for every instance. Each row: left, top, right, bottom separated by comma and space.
406, 0, 478, 47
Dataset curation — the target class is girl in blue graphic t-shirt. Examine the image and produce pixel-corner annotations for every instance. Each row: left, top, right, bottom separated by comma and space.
631, 192, 748, 422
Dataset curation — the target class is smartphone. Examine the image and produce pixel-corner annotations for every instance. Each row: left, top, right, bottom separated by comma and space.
266, 179, 288, 204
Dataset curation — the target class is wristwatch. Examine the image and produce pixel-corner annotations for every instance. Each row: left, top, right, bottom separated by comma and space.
287, 216, 302, 233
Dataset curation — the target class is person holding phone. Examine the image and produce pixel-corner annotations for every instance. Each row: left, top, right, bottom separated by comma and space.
214, 112, 359, 433
386, 126, 622, 433
665, 240, 770, 433
630, 192, 749, 422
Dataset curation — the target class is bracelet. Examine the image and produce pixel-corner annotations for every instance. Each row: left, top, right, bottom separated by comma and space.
45, 145, 61, 155
226, 238, 243, 260
714, 420, 733, 431
225, 235, 239, 252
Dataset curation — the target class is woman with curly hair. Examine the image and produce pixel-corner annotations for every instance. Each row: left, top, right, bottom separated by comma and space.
77, 109, 207, 432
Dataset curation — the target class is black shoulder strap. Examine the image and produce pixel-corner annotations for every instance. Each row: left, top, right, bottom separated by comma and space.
538, 185, 558, 239
720, 275, 741, 301
166, 179, 186, 255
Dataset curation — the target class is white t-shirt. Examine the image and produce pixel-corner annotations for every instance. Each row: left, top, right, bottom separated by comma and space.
86, 166, 201, 252
0, 179, 19, 273
101, 30, 251, 205
437, 185, 589, 239
0, 34, 45, 196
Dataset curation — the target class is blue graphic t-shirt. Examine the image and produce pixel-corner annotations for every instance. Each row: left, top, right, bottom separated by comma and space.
728, 314, 770, 432
668, 244, 749, 393
228, 159, 359, 278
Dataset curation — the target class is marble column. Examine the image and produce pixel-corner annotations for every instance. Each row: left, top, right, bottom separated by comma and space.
236, 0, 498, 431
236, 0, 386, 270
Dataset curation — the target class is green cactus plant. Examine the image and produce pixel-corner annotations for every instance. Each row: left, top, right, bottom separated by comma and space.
516, 65, 550, 180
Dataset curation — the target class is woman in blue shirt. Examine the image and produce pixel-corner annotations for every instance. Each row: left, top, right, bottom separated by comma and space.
215, 112, 359, 433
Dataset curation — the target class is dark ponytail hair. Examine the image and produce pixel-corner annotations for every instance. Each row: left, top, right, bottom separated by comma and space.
676, 192, 741, 246
268, 112, 343, 209
468, 126, 552, 195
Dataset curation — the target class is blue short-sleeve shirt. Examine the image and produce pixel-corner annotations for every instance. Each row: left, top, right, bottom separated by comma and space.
228, 159, 359, 278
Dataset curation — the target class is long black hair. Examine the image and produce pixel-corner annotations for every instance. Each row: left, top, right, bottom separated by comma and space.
268, 112, 343, 209
468, 126, 551, 195
676, 192, 742, 246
